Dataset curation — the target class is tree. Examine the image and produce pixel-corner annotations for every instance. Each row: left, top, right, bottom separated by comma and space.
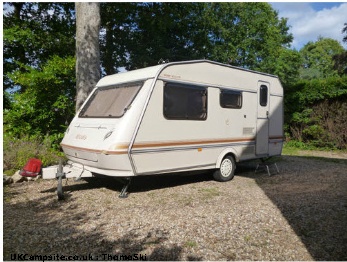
126, 3, 202, 70
332, 23, 347, 76
202, 2, 293, 71
4, 56, 76, 138
100, 3, 138, 75
266, 48, 302, 86
3, 3, 75, 91
119, 2, 292, 73
299, 37, 345, 79
99, 2, 294, 77
3, 2, 76, 138
75, 2, 101, 111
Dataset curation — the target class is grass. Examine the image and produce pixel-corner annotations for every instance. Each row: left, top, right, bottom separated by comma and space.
283, 141, 347, 154
184, 240, 197, 248
3, 186, 12, 203
282, 142, 347, 164
282, 144, 300, 156
198, 187, 220, 198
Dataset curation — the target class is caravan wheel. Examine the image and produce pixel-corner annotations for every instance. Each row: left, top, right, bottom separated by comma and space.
213, 155, 235, 182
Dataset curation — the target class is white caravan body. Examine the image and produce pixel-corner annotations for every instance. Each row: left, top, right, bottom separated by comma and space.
61, 60, 283, 178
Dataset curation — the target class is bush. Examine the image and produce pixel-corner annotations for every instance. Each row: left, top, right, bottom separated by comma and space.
3, 135, 65, 175
284, 76, 347, 150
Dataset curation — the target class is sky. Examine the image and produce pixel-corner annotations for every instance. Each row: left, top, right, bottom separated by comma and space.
270, 2, 347, 50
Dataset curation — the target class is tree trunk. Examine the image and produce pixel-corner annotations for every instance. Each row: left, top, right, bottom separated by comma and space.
75, 2, 101, 112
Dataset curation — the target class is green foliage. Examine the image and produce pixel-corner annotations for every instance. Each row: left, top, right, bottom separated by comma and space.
3, 135, 64, 175
3, 3, 76, 161
279, 37, 346, 150
4, 56, 76, 142
204, 3, 293, 70
333, 51, 347, 76
285, 76, 347, 149
299, 38, 345, 79
99, 2, 295, 78
264, 48, 302, 87
285, 76, 347, 111
3, 2, 75, 91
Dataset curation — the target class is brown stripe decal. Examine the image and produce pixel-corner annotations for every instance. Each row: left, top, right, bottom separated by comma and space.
132, 137, 255, 149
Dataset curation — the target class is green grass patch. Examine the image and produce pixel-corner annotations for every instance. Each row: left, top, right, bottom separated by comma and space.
198, 187, 220, 198
184, 240, 197, 248
283, 140, 347, 153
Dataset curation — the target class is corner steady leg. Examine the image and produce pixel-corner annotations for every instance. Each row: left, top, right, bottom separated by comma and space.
119, 178, 132, 198
255, 158, 280, 176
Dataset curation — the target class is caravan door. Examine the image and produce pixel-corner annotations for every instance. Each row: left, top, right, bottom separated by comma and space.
256, 82, 270, 155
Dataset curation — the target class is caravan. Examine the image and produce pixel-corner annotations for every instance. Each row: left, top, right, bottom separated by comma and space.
58, 60, 283, 197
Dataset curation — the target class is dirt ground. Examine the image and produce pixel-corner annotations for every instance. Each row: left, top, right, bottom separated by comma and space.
3, 151, 347, 261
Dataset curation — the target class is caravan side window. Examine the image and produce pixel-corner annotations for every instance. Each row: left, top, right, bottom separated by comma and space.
259, 85, 268, 107
220, 89, 242, 109
164, 82, 207, 120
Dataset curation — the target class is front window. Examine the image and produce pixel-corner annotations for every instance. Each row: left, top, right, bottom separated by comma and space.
79, 81, 143, 118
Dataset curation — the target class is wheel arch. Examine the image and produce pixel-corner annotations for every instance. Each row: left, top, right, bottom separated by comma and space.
215, 148, 239, 168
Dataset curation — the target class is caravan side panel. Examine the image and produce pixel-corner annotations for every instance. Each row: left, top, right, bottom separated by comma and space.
131, 66, 262, 174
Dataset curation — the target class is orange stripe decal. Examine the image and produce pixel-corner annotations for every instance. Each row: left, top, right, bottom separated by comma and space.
61, 143, 128, 155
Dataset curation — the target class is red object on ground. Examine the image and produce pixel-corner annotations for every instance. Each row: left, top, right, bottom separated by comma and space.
20, 158, 42, 177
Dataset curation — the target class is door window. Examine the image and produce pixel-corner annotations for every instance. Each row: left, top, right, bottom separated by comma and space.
259, 85, 268, 107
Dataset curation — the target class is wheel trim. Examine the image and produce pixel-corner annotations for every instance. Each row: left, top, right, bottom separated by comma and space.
220, 159, 232, 177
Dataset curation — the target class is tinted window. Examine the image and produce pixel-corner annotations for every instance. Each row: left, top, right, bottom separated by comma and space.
164, 82, 207, 120
79, 81, 143, 118
220, 89, 242, 109
260, 85, 268, 107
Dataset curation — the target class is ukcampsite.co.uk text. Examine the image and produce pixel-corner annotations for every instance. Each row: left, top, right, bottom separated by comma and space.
10, 253, 148, 261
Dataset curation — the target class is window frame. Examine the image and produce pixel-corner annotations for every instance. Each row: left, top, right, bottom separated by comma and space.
220, 89, 243, 109
163, 82, 208, 121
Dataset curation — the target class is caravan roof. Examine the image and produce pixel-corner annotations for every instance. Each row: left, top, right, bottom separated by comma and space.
97, 60, 279, 88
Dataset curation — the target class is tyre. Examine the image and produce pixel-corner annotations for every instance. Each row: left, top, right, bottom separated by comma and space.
213, 155, 236, 182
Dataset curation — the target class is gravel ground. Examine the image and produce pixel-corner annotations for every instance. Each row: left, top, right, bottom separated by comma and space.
3, 151, 347, 261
